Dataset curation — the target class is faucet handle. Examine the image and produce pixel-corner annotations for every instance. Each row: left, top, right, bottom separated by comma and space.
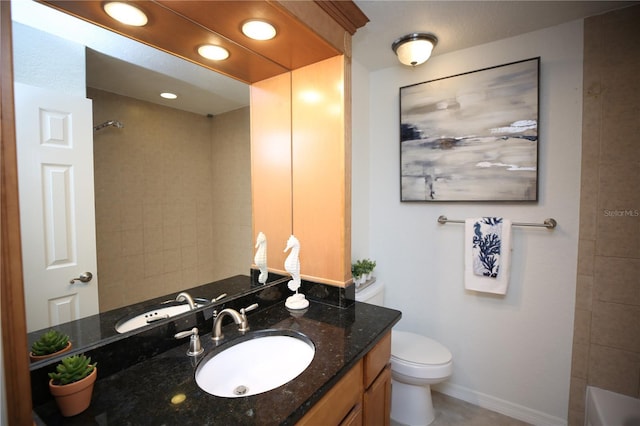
212, 293, 227, 302
241, 303, 259, 315
174, 327, 198, 339
238, 303, 258, 332
174, 327, 204, 356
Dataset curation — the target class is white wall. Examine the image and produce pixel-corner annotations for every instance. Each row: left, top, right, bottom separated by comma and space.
351, 58, 371, 260
12, 22, 85, 96
353, 21, 583, 424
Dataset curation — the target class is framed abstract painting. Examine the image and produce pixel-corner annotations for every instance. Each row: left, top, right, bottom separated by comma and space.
399, 57, 540, 202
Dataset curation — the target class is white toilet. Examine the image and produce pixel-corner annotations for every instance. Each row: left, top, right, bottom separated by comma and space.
355, 280, 453, 426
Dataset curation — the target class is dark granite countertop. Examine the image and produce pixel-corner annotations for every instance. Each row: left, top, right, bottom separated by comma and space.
27, 274, 278, 366
34, 299, 401, 425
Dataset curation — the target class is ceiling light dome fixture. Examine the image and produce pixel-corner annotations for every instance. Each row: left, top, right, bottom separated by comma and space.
197, 44, 230, 61
392, 33, 438, 67
103, 2, 148, 27
242, 20, 277, 41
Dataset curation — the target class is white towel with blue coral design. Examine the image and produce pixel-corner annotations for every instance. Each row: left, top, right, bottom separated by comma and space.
464, 217, 512, 295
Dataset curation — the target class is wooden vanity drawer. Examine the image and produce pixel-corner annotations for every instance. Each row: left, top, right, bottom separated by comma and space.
363, 331, 391, 388
296, 359, 364, 426
340, 403, 363, 426
297, 331, 392, 425
363, 364, 391, 426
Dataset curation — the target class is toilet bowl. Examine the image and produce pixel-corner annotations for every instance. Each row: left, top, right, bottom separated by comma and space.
391, 330, 453, 425
355, 280, 453, 426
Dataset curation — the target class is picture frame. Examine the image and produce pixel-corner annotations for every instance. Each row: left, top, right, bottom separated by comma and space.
399, 57, 540, 202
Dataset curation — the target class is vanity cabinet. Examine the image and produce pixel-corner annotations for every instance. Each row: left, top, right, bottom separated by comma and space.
363, 332, 392, 426
297, 331, 392, 426
364, 365, 392, 425
296, 359, 364, 426
29, 300, 401, 425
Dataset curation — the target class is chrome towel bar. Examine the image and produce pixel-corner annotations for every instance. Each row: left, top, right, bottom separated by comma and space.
437, 215, 557, 229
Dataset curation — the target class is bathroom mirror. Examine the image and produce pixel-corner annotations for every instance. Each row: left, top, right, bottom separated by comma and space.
12, 1, 259, 334
3, 1, 361, 421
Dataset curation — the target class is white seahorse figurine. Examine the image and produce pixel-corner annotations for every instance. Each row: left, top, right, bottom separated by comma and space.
283, 235, 309, 310
254, 232, 268, 284
284, 235, 301, 291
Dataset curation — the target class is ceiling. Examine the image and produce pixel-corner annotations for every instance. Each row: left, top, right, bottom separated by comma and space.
13, 1, 638, 116
84, 49, 249, 117
353, 0, 638, 71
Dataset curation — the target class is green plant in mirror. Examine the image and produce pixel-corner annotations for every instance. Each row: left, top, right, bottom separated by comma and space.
31, 329, 70, 356
351, 262, 364, 277
361, 259, 376, 274
49, 355, 96, 386
352, 258, 376, 276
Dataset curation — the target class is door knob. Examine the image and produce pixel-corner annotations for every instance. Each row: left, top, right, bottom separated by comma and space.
70, 272, 93, 284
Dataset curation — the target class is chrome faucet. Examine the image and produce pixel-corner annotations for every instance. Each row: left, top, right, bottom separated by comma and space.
175, 292, 196, 310
212, 303, 258, 341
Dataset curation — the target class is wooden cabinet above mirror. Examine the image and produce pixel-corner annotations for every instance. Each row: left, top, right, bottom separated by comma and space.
40, 0, 368, 82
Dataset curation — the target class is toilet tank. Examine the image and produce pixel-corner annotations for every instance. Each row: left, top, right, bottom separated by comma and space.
355, 280, 385, 306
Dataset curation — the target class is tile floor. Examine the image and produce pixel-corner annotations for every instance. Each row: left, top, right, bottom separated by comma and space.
393, 391, 532, 426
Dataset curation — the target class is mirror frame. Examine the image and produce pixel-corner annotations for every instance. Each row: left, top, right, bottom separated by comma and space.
1, 1, 367, 422
2, 2, 33, 422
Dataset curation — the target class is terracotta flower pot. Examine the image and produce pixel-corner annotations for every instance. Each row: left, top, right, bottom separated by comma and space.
49, 367, 97, 417
29, 341, 72, 362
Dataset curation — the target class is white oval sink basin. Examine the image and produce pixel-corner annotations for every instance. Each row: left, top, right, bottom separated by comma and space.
115, 302, 204, 333
195, 330, 315, 398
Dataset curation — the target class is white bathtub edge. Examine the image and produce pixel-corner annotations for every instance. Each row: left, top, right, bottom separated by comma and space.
585, 385, 640, 426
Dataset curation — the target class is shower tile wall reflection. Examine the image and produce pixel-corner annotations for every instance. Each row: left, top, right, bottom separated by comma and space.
90, 88, 252, 311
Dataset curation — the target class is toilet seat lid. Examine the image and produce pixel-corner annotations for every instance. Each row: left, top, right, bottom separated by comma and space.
392, 330, 452, 365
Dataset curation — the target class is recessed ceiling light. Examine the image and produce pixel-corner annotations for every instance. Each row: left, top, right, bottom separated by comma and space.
242, 20, 277, 41
197, 44, 230, 61
103, 2, 148, 27
160, 92, 177, 99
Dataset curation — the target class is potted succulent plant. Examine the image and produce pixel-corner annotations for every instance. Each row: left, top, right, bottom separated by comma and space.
48, 354, 97, 417
352, 259, 377, 286
30, 329, 72, 362
361, 258, 377, 280
351, 261, 365, 286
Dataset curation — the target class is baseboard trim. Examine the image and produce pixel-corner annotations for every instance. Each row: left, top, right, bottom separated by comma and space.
433, 382, 567, 426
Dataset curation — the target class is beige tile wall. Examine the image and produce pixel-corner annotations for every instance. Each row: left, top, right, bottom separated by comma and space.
209, 107, 254, 280
89, 88, 252, 311
569, 5, 640, 425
